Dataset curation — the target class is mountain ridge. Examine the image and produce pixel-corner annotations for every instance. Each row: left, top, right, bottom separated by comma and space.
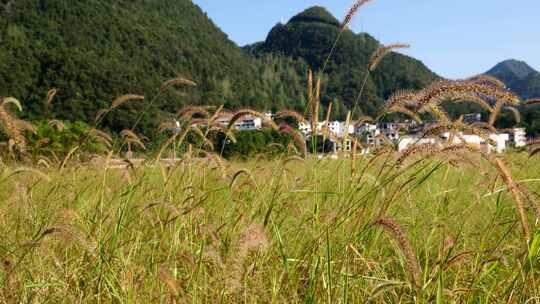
247, 6, 440, 117
0, 2, 465, 137
484, 59, 540, 136
487, 59, 537, 81
486, 59, 540, 100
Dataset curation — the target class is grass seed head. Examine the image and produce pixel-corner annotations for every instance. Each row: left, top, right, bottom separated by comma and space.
342, 0, 375, 30
160, 76, 197, 92
372, 217, 422, 288
369, 43, 410, 71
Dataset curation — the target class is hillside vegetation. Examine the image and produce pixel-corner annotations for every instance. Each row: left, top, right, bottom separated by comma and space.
1, 1, 540, 303
0, 0, 311, 136
0, 2, 441, 137
487, 59, 540, 99
248, 6, 439, 118
2, 153, 540, 302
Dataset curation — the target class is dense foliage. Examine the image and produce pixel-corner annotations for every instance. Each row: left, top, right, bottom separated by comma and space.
0, 1, 443, 140
247, 6, 440, 118
0, 0, 311, 137
2, 1, 538, 140
26, 120, 108, 157
214, 129, 292, 159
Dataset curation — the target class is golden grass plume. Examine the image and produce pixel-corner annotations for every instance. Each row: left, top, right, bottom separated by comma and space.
177, 106, 211, 119
160, 76, 197, 92
503, 106, 521, 124
227, 109, 277, 130
492, 158, 531, 242
89, 128, 113, 148
46, 88, 58, 105
388, 105, 422, 123
467, 74, 506, 88
226, 223, 269, 292
0, 98, 27, 153
279, 123, 307, 158
416, 80, 520, 111
450, 94, 494, 113
110, 94, 145, 110
524, 98, 540, 106
48, 119, 65, 132
372, 217, 422, 288
369, 43, 410, 71
342, 0, 375, 30
275, 110, 306, 123
121, 129, 146, 150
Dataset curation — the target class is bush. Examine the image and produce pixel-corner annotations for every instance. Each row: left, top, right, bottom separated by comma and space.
27, 120, 109, 157
214, 129, 292, 159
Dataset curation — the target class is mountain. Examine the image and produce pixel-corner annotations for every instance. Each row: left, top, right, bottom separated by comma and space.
514, 72, 540, 100
0, 2, 440, 137
0, 0, 303, 136
485, 60, 540, 136
487, 59, 536, 83
247, 6, 440, 118
486, 59, 540, 99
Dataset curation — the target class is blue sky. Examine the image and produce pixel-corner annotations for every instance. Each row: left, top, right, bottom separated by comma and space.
192, 0, 539, 79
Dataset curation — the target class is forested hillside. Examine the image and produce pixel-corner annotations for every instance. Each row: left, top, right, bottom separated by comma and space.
247, 6, 440, 118
0, 1, 441, 137
486, 60, 540, 100
0, 0, 309, 136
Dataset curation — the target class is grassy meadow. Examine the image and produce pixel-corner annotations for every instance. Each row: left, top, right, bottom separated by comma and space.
1, 1, 540, 303
1, 151, 539, 303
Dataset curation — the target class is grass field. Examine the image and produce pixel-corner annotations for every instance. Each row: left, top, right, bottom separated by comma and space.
1, 151, 539, 303
1, 2, 539, 302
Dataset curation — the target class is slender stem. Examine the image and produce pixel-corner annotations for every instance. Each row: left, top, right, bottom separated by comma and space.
350, 71, 370, 120
117, 92, 163, 155
320, 30, 343, 76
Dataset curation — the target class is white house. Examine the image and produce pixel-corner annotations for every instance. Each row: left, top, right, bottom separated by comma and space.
398, 132, 509, 154
341, 122, 355, 137
511, 128, 527, 148
441, 132, 509, 154
398, 135, 438, 152
380, 123, 400, 141
355, 123, 381, 146
327, 138, 354, 152
264, 112, 275, 120
217, 115, 262, 131
299, 121, 354, 138
298, 122, 325, 135
298, 122, 310, 135
236, 116, 262, 131
328, 121, 341, 136
296, 117, 521, 155
489, 133, 510, 153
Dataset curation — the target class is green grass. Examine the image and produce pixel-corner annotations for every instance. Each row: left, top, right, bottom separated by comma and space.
0, 152, 539, 303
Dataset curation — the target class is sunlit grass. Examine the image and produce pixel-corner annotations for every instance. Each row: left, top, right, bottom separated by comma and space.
0, 152, 538, 303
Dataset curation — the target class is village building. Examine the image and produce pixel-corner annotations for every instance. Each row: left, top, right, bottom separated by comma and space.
216, 115, 263, 131
510, 128, 527, 148
279, 112, 525, 155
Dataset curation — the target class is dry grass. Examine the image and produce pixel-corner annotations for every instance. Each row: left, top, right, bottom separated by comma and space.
160, 76, 197, 92
0, 97, 30, 153
227, 109, 278, 131
0, 151, 538, 302
369, 43, 410, 71
1, 2, 539, 301
372, 217, 423, 288
342, 0, 375, 30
